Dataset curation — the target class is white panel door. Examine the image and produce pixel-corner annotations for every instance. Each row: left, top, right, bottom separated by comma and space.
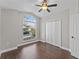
46, 21, 61, 47
70, 14, 79, 58
46, 22, 55, 45
54, 21, 61, 47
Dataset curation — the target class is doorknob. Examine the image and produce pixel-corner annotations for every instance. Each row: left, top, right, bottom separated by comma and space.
72, 36, 74, 38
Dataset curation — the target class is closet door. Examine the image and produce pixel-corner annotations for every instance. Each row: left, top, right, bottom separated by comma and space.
54, 21, 61, 47
46, 21, 61, 47
70, 14, 79, 58
46, 22, 55, 45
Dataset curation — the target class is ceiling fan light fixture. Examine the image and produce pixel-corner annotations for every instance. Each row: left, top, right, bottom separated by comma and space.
41, 3, 48, 10
42, 6, 48, 10
35, 0, 57, 12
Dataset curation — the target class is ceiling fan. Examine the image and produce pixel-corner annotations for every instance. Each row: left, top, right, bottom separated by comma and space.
35, 0, 57, 12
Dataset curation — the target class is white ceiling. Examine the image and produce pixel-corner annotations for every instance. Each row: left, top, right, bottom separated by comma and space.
0, 0, 76, 17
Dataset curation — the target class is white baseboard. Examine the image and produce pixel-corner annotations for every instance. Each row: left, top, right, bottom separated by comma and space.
0, 40, 39, 56
60, 47, 71, 52
71, 52, 79, 59
0, 47, 17, 56
39, 40, 46, 43
40, 41, 71, 52
61, 47, 79, 59
0, 41, 74, 58
18, 40, 40, 47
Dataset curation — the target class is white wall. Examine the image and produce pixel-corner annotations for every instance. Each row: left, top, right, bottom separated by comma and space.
63, 0, 79, 14
40, 9, 70, 49
0, 8, 40, 52
0, 8, 1, 52
40, 19, 46, 42
61, 10, 70, 49
69, 0, 79, 15
1, 8, 22, 50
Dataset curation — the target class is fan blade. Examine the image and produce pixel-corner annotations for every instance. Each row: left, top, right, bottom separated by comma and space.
38, 9, 42, 12
48, 4, 57, 7
47, 9, 50, 12
35, 4, 42, 7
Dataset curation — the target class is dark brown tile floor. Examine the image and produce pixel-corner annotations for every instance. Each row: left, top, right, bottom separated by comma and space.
0, 42, 78, 59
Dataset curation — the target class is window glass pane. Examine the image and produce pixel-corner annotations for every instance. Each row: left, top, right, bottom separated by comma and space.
24, 16, 36, 23
23, 15, 36, 39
